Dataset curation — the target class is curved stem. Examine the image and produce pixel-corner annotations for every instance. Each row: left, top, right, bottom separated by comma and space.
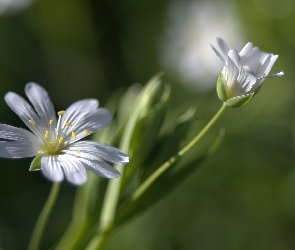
86, 102, 228, 250
131, 102, 227, 201
28, 182, 61, 250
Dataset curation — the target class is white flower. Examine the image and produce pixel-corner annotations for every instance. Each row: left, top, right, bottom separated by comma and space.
210, 37, 283, 107
0, 83, 129, 185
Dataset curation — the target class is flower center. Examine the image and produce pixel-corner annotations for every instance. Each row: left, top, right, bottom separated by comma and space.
29, 110, 77, 156
44, 137, 65, 155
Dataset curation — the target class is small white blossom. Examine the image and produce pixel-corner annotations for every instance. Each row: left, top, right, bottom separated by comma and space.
210, 37, 283, 107
0, 83, 129, 185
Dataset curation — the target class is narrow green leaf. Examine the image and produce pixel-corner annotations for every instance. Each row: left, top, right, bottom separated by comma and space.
140, 107, 197, 181
115, 128, 226, 226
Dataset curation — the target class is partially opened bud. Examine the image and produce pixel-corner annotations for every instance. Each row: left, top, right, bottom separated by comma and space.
211, 37, 283, 107
120, 73, 171, 187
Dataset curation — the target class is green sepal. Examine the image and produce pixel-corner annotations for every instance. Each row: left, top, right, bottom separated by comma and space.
29, 156, 42, 171
216, 71, 227, 102
226, 92, 255, 108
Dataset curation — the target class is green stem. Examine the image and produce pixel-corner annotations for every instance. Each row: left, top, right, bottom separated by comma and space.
86, 225, 114, 250
86, 102, 227, 250
28, 182, 60, 250
131, 102, 227, 201
85, 105, 138, 250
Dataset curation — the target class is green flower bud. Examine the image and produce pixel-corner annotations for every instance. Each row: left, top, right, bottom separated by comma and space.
121, 73, 171, 187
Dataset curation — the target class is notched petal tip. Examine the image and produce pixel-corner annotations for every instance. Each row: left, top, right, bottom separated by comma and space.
210, 44, 226, 63
216, 37, 226, 45
4, 91, 18, 103
120, 156, 129, 165
25, 82, 39, 89
25, 82, 50, 101
216, 37, 229, 50
239, 42, 253, 56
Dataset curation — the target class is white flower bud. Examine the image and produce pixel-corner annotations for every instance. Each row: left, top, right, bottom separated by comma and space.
211, 37, 283, 107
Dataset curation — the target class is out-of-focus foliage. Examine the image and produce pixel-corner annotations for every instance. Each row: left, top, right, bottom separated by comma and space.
0, 0, 294, 249
55, 74, 216, 249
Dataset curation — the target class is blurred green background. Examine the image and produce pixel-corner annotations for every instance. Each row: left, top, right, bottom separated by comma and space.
0, 0, 294, 249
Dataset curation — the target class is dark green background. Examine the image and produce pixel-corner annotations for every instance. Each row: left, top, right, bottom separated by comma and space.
0, 0, 293, 249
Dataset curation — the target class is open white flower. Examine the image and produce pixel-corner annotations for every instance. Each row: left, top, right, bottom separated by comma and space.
210, 37, 283, 107
0, 83, 129, 185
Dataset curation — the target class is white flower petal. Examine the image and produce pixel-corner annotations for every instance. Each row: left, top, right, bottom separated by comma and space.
58, 154, 87, 185
255, 54, 272, 78
25, 83, 57, 128
264, 71, 284, 78
0, 141, 38, 158
228, 49, 241, 71
226, 54, 239, 90
0, 124, 40, 158
210, 43, 226, 63
260, 51, 272, 65
0, 124, 38, 142
4, 92, 44, 138
78, 157, 121, 178
61, 99, 99, 126
237, 69, 258, 94
239, 42, 253, 57
67, 141, 129, 164
262, 55, 278, 77
242, 47, 264, 74
41, 156, 64, 182
216, 37, 229, 61
67, 108, 112, 142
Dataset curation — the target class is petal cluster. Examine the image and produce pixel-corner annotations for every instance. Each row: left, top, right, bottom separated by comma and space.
210, 37, 283, 107
0, 83, 129, 185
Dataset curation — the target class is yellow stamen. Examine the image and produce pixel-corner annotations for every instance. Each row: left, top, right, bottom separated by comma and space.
65, 122, 71, 127
45, 131, 49, 138
49, 120, 53, 124
57, 110, 65, 116
71, 132, 76, 138
58, 137, 63, 144
77, 150, 81, 155
29, 120, 35, 126
38, 150, 45, 154
84, 130, 90, 135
